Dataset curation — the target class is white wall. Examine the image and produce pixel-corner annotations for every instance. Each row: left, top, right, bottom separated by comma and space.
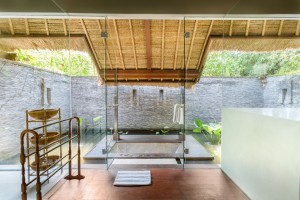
221, 108, 300, 200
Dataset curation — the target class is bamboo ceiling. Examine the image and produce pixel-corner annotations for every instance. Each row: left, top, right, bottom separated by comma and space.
0, 18, 299, 83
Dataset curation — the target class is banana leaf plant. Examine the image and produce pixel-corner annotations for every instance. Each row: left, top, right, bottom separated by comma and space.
203, 123, 222, 145
193, 118, 222, 145
192, 119, 203, 133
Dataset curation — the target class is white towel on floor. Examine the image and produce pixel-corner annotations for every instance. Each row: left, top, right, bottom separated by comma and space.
114, 171, 151, 186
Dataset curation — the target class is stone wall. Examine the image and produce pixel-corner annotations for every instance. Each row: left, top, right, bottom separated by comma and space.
71, 77, 264, 130
0, 59, 71, 162
263, 75, 300, 107
2, 59, 300, 162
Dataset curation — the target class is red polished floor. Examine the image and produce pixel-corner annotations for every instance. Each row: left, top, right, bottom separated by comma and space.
44, 168, 249, 200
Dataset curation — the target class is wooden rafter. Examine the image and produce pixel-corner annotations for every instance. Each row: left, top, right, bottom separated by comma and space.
262, 20, 267, 36
144, 20, 152, 70
80, 19, 102, 70
197, 20, 214, 71
8, 19, 14, 35
107, 20, 118, 67
173, 20, 181, 70
100, 69, 198, 79
24, 19, 30, 35
44, 19, 49, 36
161, 20, 165, 70
186, 20, 198, 69
278, 20, 284, 36
113, 19, 125, 70
97, 19, 113, 70
197, 38, 212, 80
229, 20, 233, 36
296, 20, 300, 36
129, 19, 138, 70
62, 19, 67, 36
245, 20, 250, 36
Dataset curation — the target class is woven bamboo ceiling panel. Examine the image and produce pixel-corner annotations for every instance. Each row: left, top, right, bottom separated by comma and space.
0, 18, 299, 83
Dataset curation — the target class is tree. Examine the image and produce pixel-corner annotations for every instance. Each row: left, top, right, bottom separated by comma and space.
203, 49, 300, 77
16, 49, 95, 76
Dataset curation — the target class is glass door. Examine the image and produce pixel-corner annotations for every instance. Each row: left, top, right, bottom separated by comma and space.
103, 18, 187, 168
104, 17, 119, 168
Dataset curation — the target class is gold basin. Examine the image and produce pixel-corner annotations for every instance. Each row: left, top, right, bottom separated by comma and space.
30, 155, 60, 171
28, 109, 58, 120
30, 132, 60, 146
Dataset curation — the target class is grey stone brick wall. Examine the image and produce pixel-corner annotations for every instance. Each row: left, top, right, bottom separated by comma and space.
0, 59, 71, 162
2, 59, 299, 163
263, 75, 300, 107
71, 77, 264, 131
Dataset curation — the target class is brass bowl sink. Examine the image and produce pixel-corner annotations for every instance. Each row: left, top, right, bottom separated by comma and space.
28, 109, 58, 120
30, 132, 60, 146
30, 155, 60, 171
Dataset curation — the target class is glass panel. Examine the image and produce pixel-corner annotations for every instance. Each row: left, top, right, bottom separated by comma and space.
220, 3, 300, 199
183, 17, 225, 166
0, 3, 75, 199
105, 17, 118, 168
103, 19, 186, 169
70, 17, 107, 166
0, 13, 71, 171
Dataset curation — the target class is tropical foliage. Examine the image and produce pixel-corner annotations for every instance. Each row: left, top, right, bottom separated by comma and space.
16, 49, 95, 76
193, 118, 222, 145
203, 49, 300, 77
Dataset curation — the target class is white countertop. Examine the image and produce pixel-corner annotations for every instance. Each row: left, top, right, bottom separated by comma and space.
226, 108, 300, 122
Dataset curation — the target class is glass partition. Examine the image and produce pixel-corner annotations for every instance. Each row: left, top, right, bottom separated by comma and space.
103, 19, 186, 169
0, 12, 71, 170
220, 4, 300, 198
183, 17, 222, 165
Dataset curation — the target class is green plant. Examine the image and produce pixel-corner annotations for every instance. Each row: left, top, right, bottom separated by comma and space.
192, 118, 222, 145
192, 118, 203, 133
16, 49, 95, 76
160, 126, 170, 135
203, 123, 222, 145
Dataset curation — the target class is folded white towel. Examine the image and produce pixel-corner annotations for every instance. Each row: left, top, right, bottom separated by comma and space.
179, 105, 184, 125
173, 104, 178, 123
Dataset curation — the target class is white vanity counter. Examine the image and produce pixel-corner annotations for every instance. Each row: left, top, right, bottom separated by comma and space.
234, 108, 300, 122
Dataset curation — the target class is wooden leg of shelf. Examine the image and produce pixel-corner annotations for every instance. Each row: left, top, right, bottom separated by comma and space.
64, 174, 85, 180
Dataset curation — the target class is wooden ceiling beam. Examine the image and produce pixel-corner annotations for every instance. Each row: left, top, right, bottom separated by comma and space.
129, 19, 138, 70
44, 19, 49, 36
80, 19, 102, 70
296, 20, 300, 36
97, 19, 113, 70
262, 20, 267, 36
113, 19, 125, 70
173, 20, 181, 70
161, 20, 165, 70
186, 20, 198, 69
144, 20, 152, 70
245, 20, 250, 36
8, 19, 14, 35
197, 20, 214, 71
278, 20, 284, 36
24, 19, 30, 35
197, 37, 212, 80
99, 69, 198, 79
62, 19, 67, 36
